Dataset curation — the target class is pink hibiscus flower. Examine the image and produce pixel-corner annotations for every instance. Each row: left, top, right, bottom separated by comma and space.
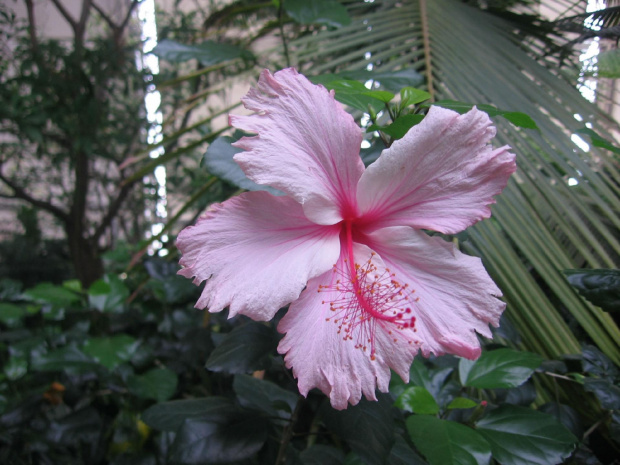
177, 68, 516, 409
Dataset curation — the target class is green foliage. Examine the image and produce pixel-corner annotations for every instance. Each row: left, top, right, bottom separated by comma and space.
285, 0, 352, 28
203, 135, 282, 195
153, 39, 253, 65
564, 269, 620, 312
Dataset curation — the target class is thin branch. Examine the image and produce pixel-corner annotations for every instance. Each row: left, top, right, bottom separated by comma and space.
120, 0, 140, 32
49, 0, 78, 31
91, 1, 118, 30
0, 170, 69, 222
92, 180, 135, 243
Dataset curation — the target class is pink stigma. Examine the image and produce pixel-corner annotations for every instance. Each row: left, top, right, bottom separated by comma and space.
318, 222, 419, 361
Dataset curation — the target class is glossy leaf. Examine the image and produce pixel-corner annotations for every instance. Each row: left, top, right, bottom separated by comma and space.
152, 39, 249, 66
142, 397, 235, 432
395, 386, 439, 415
82, 334, 139, 370
324, 79, 390, 113
584, 378, 620, 410
206, 322, 277, 374
31, 344, 99, 373
88, 274, 129, 313
447, 397, 478, 410
202, 136, 281, 195
169, 408, 270, 464
459, 348, 543, 389
127, 368, 178, 402
233, 374, 298, 418
581, 344, 619, 379
285, 0, 351, 28
407, 415, 491, 465
321, 395, 395, 465
400, 87, 432, 107
563, 269, 620, 312
367, 114, 424, 140
476, 405, 577, 465
23, 282, 80, 307
0, 303, 27, 327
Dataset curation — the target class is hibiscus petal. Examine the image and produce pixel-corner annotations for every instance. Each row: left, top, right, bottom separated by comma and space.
278, 243, 418, 410
230, 68, 365, 225
177, 191, 340, 320
363, 226, 505, 359
357, 106, 516, 234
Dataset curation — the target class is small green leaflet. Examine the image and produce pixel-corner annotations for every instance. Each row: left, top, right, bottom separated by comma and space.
575, 128, 620, 155
395, 386, 439, 415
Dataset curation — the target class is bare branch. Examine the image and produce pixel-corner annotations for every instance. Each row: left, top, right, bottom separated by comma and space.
0, 169, 69, 222
92, 180, 135, 243
91, 1, 118, 31
49, 0, 78, 31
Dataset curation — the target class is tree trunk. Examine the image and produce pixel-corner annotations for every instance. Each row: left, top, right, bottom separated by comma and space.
66, 222, 104, 288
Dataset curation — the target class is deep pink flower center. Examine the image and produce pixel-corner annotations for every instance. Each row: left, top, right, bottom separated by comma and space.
318, 220, 419, 360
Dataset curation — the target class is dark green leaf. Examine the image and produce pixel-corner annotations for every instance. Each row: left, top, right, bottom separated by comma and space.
152, 39, 250, 66
581, 344, 619, 378
31, 344, 99, 373
46, 407, 103, 446
584, 378, 620, 410
202, 136, 281, 194
233, 374, 298, 418
285, 0, 351, 28
88, 274, 129, 313
82, 334, 139, 370
206, 322, 277, 374
23, 282, 80, 307
324, 79, 388, 113
539, 403, 583, 438
563, 269, 620, 312
406, 415, 491, 465
368, 115, 424, 140
169, 408, 270, 464
144, 258, 199, 304
574, 128, 620, 155
388, 435, 428, 465
395, 386, 439, 415
127, 368, 178, 402
476, 405, 577, 465
321, 395, 395, 465
300, 445, 346, 465
142, 397, 235, 432
0, 303, 28, 327
3, 356, 27, 380
459, 348, 542, 389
